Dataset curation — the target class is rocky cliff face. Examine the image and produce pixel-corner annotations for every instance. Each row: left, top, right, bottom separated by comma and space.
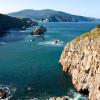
59, 27, 100, 100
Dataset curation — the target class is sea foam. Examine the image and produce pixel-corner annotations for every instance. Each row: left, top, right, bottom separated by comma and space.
0, 42, 7, 45
38, 40, 64, 47
0, 85, 16, 100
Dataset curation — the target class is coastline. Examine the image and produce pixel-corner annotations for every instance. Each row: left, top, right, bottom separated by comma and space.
60, 27, 100, 100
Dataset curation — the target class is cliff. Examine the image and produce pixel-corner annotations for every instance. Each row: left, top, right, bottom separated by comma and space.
0, 13, 37, 34
59, 27, 100, 100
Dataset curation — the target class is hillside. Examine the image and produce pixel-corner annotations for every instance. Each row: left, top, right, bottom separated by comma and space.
0, 13, 37, 34
8, 9, 98, 22
59, 27, 100, 100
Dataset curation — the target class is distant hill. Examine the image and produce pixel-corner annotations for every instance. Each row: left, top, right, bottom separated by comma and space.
8, 9, 98, 22
0, 13, 37, 34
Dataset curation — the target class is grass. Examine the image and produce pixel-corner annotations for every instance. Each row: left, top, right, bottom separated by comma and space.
75, 28, 100, 42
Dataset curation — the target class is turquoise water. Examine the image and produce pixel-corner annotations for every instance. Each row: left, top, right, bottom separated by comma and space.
0, 22, 100, 100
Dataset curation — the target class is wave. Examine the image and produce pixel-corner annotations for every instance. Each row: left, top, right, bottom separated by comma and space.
25, 89, 87, 100
67, 89, 87, 100
0, 85, 16, 100
24, 35, 34, 42
0, 42, 7, 45
38, 40, 64, 47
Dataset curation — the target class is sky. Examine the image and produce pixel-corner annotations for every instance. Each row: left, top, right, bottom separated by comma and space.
0, 0, 100, 18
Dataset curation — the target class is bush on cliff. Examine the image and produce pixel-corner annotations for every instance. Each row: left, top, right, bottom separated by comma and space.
96, 24, 100, 28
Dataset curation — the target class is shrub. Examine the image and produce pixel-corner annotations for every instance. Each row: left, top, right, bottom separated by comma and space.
96, 24, 100, 28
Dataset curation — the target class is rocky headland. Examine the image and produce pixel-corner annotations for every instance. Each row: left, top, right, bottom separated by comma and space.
59, 26, 100, 100
0, 13, 37, 35
31, 25, 46, 35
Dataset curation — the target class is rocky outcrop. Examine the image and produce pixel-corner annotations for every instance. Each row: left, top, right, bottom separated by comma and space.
59, 27, 100, 100
31, 26, 46, 35
0, 89, 7, 99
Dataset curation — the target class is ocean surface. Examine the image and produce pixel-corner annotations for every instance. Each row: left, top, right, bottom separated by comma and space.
0, 22, 100, 100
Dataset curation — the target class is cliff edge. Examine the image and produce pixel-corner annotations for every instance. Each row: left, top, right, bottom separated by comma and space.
59, 27, 100, 100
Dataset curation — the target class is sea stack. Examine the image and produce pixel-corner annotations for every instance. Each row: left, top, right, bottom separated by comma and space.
31, 25, 46, 35
59, 26, 100, 100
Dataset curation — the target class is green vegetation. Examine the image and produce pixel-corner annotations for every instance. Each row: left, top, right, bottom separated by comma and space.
96, 24, 100, 28
8, 9, 97, 22
0, 14, 37, 34
75, 28, 100, 42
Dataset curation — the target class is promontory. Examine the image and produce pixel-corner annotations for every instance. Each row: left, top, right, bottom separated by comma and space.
59, 26, 100, 100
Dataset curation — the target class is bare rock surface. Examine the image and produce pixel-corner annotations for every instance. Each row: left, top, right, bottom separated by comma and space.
59, 27, 100, 100
31, 26, 46, 35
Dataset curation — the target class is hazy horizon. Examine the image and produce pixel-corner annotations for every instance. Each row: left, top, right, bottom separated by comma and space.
0, 0, 100, 18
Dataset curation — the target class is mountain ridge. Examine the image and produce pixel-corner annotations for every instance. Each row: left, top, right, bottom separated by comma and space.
8, 9, 99, 22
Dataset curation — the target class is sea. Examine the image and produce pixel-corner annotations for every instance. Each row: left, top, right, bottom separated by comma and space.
0, 22, 100, 100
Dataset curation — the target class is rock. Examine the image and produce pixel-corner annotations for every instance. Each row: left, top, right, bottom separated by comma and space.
49, 97, 69, 100
62, 97, 69, 100
0, 89, 7, 99
31, 25, 46, 35
49, 97, 55, 100
59, 27, 100, 100
56, 97, 63, 100
27, 87, 32, 91
53, 40, 63, 44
